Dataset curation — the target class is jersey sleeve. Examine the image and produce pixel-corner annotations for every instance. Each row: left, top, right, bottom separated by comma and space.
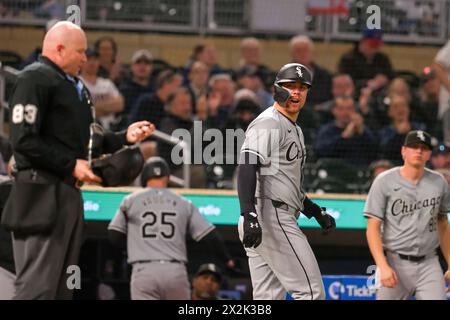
187, 200, 215, 241
439, 177, 450, 216
435, 40, 450, 69
108, 196, 129, 234
240, 117, 280, 165
363, 176, 387, 221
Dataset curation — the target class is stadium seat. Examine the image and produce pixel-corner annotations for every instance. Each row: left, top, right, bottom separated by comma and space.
313, 158, 367, 193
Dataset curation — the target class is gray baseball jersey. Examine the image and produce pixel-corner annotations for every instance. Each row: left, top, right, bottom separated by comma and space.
239, 106, 325, 300
364, 167, 450, 256
108, 188, 215, 264
241, 106, 307, 211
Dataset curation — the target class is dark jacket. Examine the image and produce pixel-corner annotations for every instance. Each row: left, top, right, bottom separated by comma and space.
10, 56, 127, 179
314, 121, 378, 167
128, 92, 166, 126
306, 63, 333, 107
338, 45, 394, 93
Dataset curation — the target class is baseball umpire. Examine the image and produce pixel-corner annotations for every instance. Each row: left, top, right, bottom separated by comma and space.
108, 157, 234, 300
365, 130, 450, 299
237, 63, 336, 300
1, 21, 154, 299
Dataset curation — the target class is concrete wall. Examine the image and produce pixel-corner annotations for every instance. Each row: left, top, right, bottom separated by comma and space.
0, 26, 440, 74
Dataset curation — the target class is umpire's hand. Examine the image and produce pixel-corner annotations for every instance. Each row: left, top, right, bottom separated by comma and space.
242, 211, 262, 248
315, 207, 336, 234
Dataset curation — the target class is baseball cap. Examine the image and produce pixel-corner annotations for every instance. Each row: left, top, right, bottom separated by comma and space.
403, 130, 433, 150
432, 143, 450, 156
85, 46, 99, 58
131, 49, 153, 64
234, 99, 260, 114
195, 263, 222, 282
362, 28, 383, 48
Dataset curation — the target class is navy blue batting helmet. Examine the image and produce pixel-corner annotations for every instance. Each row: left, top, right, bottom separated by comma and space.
273, 63, 312, 105
140, 157, 170, 187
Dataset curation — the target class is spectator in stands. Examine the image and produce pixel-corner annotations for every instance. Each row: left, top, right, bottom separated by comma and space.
207, 74, 237, 129
370, 159, 394, 179
315, 74, 355, 125
19, 19, 58, 70
158, 88, 206, 187
94, 36, 123, 83
235, 66, 273, 109
314, 96, 378, 167
429, 143, 450, 170
118, 49, 155, 130
362, 77, 421, 131
80, 47, 124, 131
418, 66, 442, 138
238, 37, 262, 70
224, 98, 260, 132
379, 95, 427, 165
191, 263, 223, 300
289, 35, 333, 107
338, 28, 394, 95
361, 159, 394, 193
33, 0, 65, 19
129, 69, 182, 125
183, 43, 224, 83
237, 37, 272, 89
186, 61, 210, 114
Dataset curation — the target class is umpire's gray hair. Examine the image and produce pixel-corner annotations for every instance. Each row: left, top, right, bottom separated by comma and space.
289, 35, 314, 51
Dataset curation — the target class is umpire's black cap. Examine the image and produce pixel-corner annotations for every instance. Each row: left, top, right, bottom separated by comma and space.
403, 130, 433, 150
140, 157, 170, 187
92, 146, 145, 187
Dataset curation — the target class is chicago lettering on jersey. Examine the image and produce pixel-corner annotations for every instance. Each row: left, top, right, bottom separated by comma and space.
390, 196, 441, 216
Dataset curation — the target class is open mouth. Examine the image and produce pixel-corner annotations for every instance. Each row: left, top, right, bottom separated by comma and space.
290, 98, 300, 104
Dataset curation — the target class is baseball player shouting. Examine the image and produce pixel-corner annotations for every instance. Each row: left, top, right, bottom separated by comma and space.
365, 130, 450, 300
237, 63, 336, 300
108, 157, 234, 300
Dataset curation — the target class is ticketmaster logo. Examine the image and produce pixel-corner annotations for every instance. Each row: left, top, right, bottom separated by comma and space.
328, 281, 376, 300
199, 205, 221, 216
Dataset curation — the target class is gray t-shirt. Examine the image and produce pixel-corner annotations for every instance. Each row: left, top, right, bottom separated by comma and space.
364, 167, 450, 256
108, 188, 215, 264
241, 106, 307, 211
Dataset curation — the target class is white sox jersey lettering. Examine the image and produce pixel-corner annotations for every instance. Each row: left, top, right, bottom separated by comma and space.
364, 167, 450, 256
241, 106, 307, 211
108, 188, 214, 264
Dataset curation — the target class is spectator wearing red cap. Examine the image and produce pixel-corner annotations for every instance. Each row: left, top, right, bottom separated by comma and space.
338, 28, 394, 96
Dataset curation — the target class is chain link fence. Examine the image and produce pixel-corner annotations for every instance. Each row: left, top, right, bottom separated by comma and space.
0, 0, 449, 43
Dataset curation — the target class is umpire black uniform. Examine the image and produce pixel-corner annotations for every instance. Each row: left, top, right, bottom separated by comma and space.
6, 56, 128, 299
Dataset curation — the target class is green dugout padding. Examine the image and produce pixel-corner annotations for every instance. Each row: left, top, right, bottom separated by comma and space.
81, 189, 368, 229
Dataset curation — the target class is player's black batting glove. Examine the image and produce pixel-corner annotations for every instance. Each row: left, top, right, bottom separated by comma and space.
242, 211, 262, 248
315, 207, 336, 234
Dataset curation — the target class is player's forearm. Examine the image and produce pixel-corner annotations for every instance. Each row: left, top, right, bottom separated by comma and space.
366, 219, 389, 268
237, 152, 260, 214
438, 216, 450, 265
432, 62, 450, 92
